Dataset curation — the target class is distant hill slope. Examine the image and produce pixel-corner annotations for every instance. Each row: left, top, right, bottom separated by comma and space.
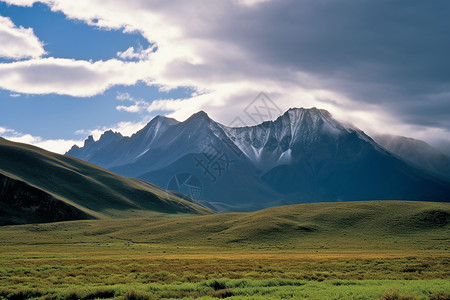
374, 134, 450, 180
435, 140, 450, 157
1, 201, 448, 252
67, 108, 450, 212
0, 138, 212, 225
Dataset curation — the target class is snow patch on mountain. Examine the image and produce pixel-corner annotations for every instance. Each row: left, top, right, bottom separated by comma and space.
67, 107, 381, 172
217, 107, 352, 170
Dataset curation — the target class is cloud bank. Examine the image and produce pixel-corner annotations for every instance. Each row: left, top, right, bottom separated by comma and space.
1, 0, 449, 148
0, 126, 83, 154
0, 57, 151, 97
0, 15, 45, 59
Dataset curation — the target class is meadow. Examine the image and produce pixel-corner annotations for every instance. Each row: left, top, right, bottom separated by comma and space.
0, 201, 449, 299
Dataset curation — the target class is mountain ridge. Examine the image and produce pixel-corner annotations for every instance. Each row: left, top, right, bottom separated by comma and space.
374, 134, 450, 180
66, 108, 450, 211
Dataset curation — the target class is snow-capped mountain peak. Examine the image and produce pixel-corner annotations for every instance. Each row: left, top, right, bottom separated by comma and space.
136, 115, 178, 142
217, 107, 353, 170
67, 107, 374, 171
66, 107, 450, 211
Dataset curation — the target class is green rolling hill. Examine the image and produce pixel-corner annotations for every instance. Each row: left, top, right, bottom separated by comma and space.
0, 200, 448, 300
0, 138, 213, 225
1, 201, 448, 252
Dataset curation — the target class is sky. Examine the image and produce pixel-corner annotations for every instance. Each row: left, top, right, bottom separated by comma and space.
0, 0, 449, 154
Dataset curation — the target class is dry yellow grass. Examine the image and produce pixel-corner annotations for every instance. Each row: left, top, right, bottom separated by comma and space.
0, 201, 448, 299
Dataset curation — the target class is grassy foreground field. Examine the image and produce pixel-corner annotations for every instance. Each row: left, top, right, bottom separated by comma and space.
0, 201, 449, 299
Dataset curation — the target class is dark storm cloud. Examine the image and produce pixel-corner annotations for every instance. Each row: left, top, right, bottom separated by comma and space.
209, 0, 450, 130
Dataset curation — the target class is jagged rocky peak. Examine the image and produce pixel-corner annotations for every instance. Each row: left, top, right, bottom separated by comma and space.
68, 144, 80, 152
181, 111, 219, 134
150, 114, 179, 123
281, 107, 337, 126
67, 107, 355, 167
135, 115, 179, 141
139, 115, 179, 132
101, 129, 122, 137
284, 107, 353, 139
193, 110, 209, 117
66, 131, 123, 157
84, 135, 95, 147
65, 135, 96, 157
186, 110, 212, 122
248, 107, 345, 141
98, 130, 123, 142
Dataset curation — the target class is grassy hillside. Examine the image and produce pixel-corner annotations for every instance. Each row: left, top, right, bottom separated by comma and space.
0, 201, 448, 299
0, 138, 212, 225
1, 200, 448, 251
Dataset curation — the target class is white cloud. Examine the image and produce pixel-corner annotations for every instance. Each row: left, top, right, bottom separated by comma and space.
116, 92, 134, 101
0, 0, 326, 112
234, 0, 270, 6
0, 15, 46, 59
0, 0, 448, 144
116, 102, 149, 113
115, 92, 151, 113
0, 1, 344, 121
75, 119, 151, 140
2, 0, 34, 6
0, 127, 83, 154
11, 135, 84, 154
0, 57, 152, 97
117, 45, 156, 61
0, 126, 14, 135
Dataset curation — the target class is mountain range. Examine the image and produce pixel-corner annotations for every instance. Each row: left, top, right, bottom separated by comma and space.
67, 108, 450, 212
0, 138, 212, 225
374, 134, 450, 180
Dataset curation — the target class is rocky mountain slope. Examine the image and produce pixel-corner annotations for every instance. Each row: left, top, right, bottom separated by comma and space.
67, 108, 450, 211
374, 134, 450, 180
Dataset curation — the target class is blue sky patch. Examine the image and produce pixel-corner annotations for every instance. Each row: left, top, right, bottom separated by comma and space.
0, 2, 151, 61
0, 2, 194, 141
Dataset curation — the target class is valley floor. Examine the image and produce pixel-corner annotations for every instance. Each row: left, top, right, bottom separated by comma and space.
0, 201, 449, 299
0, 245, 449, 299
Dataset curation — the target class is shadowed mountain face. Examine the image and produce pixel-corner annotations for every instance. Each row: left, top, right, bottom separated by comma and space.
67, 108, 450, 212
374, 134, 450, 180
0, 138, 212, 225
0, 173, 90, 226
436, 140, 450, 157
